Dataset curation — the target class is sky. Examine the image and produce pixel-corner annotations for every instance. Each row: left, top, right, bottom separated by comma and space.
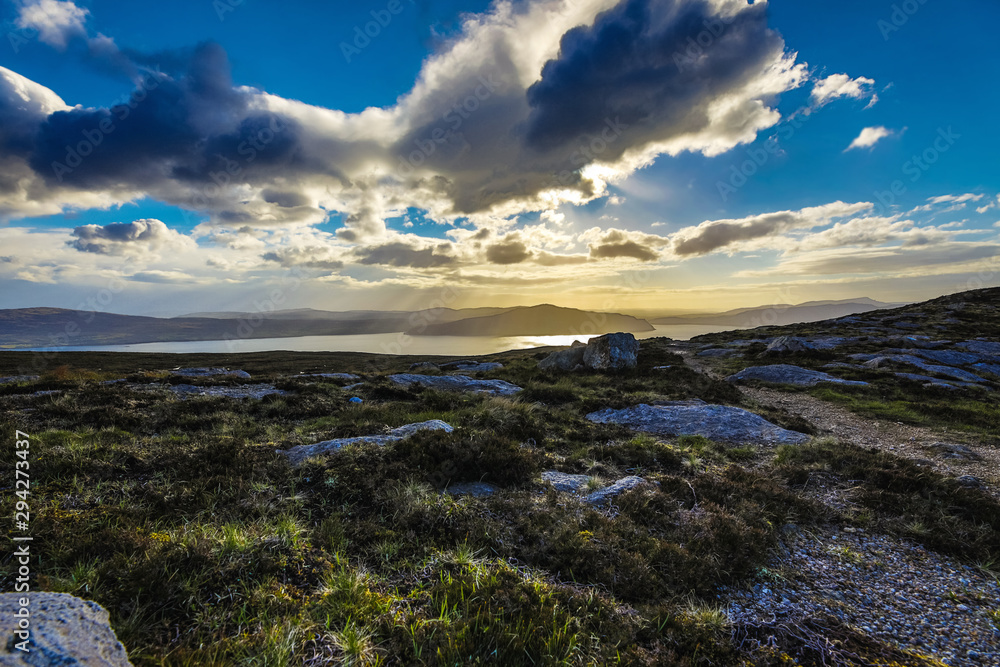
0, 0, 998, 317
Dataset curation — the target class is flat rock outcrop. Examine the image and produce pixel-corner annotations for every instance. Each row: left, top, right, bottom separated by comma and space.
168, 384, 286, 399
765, 336, 814, 354
0, 592, 133, 666
171, 367, 251, 379
586, 403, 810, 445
388, 374, 521, 396
540, 471, 651, 504
727, 364, 868, 387
278, 420, 454, 466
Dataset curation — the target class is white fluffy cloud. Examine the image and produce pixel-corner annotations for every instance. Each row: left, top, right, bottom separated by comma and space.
845, 126, 894, 152
810, 73, 876, 107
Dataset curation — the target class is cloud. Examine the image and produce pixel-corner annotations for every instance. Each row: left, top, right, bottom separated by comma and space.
844, 126, 894, 152
261, 247, 344, 271
582, 227, 669, 261
486, 240, 533, 264
354, 241, 456, 269
15, 0, 89, 50
0, 0, 813, 240
912, 193, 985, 213
810, 73, 876, 107
670, 201, 872, 256
69, 219, 195, 255
740, 242, 1000, 277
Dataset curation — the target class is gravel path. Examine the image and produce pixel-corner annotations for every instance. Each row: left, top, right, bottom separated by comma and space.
741, 385, 1000, 500
726, 526, 1000, 667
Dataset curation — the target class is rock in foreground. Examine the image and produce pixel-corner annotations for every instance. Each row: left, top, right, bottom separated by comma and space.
278, 420, 454, 466
388, 374, 522, 396
586, 402, 810, 445
0, 592, 133, 666
727, 364, 868, 387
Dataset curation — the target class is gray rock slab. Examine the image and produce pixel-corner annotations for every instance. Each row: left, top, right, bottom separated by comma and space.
696, 348, 737, 358
0, 376, 39, 384
295, 373, 360, 381
278, 419, 454, 466
865, 355, 985, 383
541, 471, 592, 493
443, 362, 504, 373
168, 384, 287, 399
388, 373, 522, 396
727, 365, 867, 387
585, 476, 649, 505
958, 340, 1000, 358
586, 404, 810, 445
171, 367, 251, 379
765, 336, 814, 354
0, 592, 133, 666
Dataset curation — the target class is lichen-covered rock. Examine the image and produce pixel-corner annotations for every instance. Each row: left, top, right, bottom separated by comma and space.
277, 420, 454, 466
585, 476, 649, 505
586, 404, 810, 445
541, 471, 592, 493
582, 332, 639, 370
170, 367, 251, 379
538, 341, 587, 371
0, 592, 133, 666
442, 361, 504, 373
388, 374, 522, 396
167, 384, 286, 399
765, 336, 814, 354
727, 365, 868, 387
958, 340, 1000, 359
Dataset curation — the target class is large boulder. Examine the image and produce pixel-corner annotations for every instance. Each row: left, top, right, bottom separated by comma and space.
586, 402, 810, 445
538, 341, 587, 371
388, 374, 522, 396
278, 420, 454, 466
727, 365, 868, 387
765, 337, 814, 354
0, 592, 133, 665
583, 332, 640, 370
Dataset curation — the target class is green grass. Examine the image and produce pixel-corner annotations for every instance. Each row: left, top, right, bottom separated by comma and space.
0, 341, 992, 665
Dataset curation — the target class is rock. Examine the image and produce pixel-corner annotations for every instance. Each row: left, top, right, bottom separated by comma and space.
893, 373, 982, 390
171, 367, 251, 379
927, 443, 982, 461
586, 404, 810, 445
538, 341, 587, 371
541, 471, 592, 493
727, 365, 868, 387
809, 337, 858, 350
765, 336, 815, 354
277, 419, 454, 466
0, 375, 39, 384
296, 373, 360, 381
445, 482, 499, 497
585, 476, 649, 505
908, 349, 980, 366
583, 332, 640, 370
0, 592, 133, 666
696, 348, 737, 358
408, 362, 440, 372
972, 362, 1000, 378
167, 384, 286, 400
956, 475, 982, 488
441, 361, 504, 373
957, 340, 1000, 358
388, 374, 522, 396
865, 355, 985, 383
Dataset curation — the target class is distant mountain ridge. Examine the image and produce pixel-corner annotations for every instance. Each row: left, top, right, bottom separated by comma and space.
649, 298, 904, 328
405, 304, 654, 336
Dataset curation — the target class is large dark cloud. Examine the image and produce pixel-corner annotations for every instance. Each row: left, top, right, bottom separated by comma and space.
486, 240, 532, 264
69, 218, 190, 254
355, 242, 456, 268
525, 0, 779, 155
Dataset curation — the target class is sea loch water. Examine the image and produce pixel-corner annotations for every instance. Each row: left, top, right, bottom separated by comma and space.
21, 325, 739, 355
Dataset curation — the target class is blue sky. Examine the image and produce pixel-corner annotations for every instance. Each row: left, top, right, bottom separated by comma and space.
0, 0, 997, 315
